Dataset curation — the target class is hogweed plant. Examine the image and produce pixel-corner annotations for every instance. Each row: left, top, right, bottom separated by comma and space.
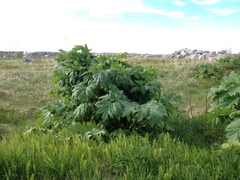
208, 71, 240, 150
32, 45, 181, 140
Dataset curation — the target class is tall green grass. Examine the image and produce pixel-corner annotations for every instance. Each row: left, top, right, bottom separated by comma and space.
0, 133, 239, 179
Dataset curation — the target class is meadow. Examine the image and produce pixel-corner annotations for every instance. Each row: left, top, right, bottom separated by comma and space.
0, 54, 239, 179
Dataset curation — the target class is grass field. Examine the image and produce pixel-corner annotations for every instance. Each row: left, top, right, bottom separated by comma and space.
0, 58, 56, 136
0, 56, 239, 179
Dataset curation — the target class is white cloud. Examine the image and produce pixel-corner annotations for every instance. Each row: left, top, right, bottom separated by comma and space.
226, 19, 238, 23
172, 0, 185, 6
0, 0, 185, 52
207, 15, 214, 18
67, 0, 185, 18
1, 0, 240, 54
208, 8, 238, 16
190, 0, 221, 5
148, 9, 185, 18
189, 15, 201, 20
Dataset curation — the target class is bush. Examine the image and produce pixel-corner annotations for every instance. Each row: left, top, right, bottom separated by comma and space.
193, 63, 222, 83
217, 55, 240, 75
208, 71, 240, 150
193, 55, 240, 84
34, 45, 181, 139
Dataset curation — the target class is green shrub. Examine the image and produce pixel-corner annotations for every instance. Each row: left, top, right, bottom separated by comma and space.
208, 71, 240, 150
193, 55, 240, 83
34, 45, 181, 139
193, 63, 222, 83
217, 55, 240, 75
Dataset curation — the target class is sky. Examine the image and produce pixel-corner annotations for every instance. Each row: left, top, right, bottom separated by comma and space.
0, 0, 240, 54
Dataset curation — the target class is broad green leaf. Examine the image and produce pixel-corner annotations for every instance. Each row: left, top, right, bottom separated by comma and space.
122, 102, 138, 119
208, 87, 221, 98
135, 106, 149, 122
226, 118, 240, 143
222, 141, 240, 151
163, 92, 182, 103
86, 86, 95, 99
110, 63, 122, 70
229, 110, 240, 119
73, 103, 92, 119
72, 84, 90, 102
148, 102, 167, 127
228, 71, 239, 82
93, 70, 110, 84
228, 86, 240, 96
107, 106, 114, 119
130, 86, 140, 93
224, 98, 239, 109
96, 100, 123, 120
135, 100, 168, 126
95, 100, 109, 108
110, 102, 123, 119
96, 105, 111, 121
208, 109, 234, 123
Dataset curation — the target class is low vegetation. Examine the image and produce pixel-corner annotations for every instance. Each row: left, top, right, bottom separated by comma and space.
35, 45, 181, 141
0, 45, 240, 179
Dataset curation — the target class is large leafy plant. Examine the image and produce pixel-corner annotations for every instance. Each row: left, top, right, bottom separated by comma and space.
36, 45, 180, 139
192, 55, 240, 84
208, 71, 240, 150
217, 55, 240, 75
193, 63, 222, 83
